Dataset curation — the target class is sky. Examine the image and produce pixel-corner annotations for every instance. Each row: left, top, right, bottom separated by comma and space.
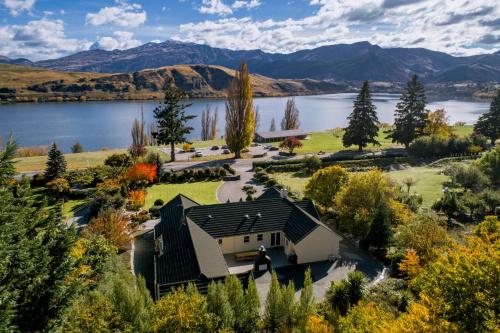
0, 0, 499, 61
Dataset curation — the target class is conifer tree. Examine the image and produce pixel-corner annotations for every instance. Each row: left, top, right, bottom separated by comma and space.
297, 268, 315, 331
280, 281, 297, 331
207, 281, 235, 329
45, 142, 67, 181
388, 75, 429, 149
343, 81, 380, 151
474, 89, 500, 145
153, 81, 195, 161
264, 271, 282, 332
243, 277, 261, 333
224, 275, 246, 331
364, 201, 392, 249
225, 61, 255, 158
0, 135, 17, 186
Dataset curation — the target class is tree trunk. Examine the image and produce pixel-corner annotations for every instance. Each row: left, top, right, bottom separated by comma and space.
235, 150, 241, 159
404, 142, 410, 150
170, 142, 176, 162
358, 145, 363, 152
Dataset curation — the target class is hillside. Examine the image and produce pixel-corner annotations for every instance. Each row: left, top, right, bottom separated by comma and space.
0, 63, 344, 103
32, 40, 500, 83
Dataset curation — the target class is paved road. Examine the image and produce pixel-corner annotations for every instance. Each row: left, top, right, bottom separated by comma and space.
217, 159, 265, 202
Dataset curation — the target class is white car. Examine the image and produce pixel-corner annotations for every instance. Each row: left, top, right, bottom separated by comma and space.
194, 151, 203, 157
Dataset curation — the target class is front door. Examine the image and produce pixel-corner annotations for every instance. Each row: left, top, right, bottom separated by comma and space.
270, 232, 281, 247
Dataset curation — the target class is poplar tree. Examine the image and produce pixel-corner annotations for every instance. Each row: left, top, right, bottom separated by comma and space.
243, 277, 261, 333
343, 81, 380, 151
270, 118, 276, 131
207, 281, 235, 329
224, 275, 246, 331
225, 61, 255, 158
297, 268, 315, 331
388, 74, 429, 149
281, 97, 300, 130
474, 89, 500, 145
45, 142, 67, 181
153, 82, 195, 161
264, 271, 282, 332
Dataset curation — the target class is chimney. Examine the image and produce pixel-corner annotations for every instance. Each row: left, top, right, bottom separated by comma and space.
280, 188, 288, 198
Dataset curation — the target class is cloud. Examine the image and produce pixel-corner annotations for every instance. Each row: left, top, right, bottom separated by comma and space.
2, 0, 35, 16
0, 19, 90, 60
90, 31, 142, 51
178, 0, 500, 56
86, 0, 146, 28
199, 0, 261, 16
477, 33, 500, 45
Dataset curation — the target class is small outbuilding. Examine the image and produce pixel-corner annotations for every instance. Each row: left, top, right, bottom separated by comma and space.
254, 129, 309, 143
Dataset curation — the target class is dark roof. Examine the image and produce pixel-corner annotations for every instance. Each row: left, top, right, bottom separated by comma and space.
255, 129, 309, 139
155, 192, 324, 288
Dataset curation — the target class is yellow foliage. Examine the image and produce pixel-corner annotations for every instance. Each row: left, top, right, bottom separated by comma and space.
389, 199, 413, 225
305, 165, 349, 208
337, 301, 392, 333
424, 109, 453, 137
182, 143, 191, 152
305, 314, 331, 333
399, 250, 421, 279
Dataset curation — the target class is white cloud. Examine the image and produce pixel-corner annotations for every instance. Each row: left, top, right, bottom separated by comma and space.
180, 0, 500, 55
86, 0, 146, 28
91, 31, 142, 51
232, 0, 261, 10
199, 0, 261, 16
2, 0, 35, 16
0, 19, 91, 60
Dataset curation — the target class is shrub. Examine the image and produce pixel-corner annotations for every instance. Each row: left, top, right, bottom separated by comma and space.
130, 211, 151, 225
279, 137, 303, 154
84, 209, 131, 251
148, 205, 162, 218
154, 198, 164, 206
16, 145, 49, 158
128, 144, 147, 159
46, 177, 70, 195
71, 142, 84, 154
223, 163, 236, 175
409, 135, 479, 158
104, 153, 132, 168
265, 179, 278, 188
128, 190, 145, 210
125, 163, 157, 184
89, 192, 125, 217
303, 155, 322, 174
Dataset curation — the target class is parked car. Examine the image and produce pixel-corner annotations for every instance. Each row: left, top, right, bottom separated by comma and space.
211, 146, 219, 150
264, 145, 273, 149
194, 151, 203, 157
269, 146, 279, 151
222, 149, 230, 154
189, 147, 196, 152
221, 145, 228, 149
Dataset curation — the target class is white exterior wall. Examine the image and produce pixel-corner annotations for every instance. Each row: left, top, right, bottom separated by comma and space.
294, 226, 342, 264
218, 231, 282, 254
284, 237, 295, 256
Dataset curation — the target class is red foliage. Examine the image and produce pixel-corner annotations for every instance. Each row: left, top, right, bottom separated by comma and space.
125, 163, 157, 183
279, 136, 303, 154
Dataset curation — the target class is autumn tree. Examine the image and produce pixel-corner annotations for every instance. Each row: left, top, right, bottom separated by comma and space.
305, 165, 349, 209
201, 106, 212, 141
281, 97, 300, 130
45, 142, 67, 181
279, 136, 303, 154
424, 108, 452, 137
211, 107, 218, 140
125, 163, 157, 184
84, 209, 131, 251
343, 81, 380, 151
153, 81, 195, 161
474, 89, 500, 145
225, 61, 255, 158
388, 75, 429, 149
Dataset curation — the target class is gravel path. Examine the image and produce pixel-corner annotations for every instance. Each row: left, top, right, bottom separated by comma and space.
216, 159, 265, 202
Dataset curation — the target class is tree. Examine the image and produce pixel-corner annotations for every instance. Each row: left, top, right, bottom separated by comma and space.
45, 142, 67, 181
388, 75, 429, 149
153, 81, 195, 161
279, 136, 303, 154
303, 155, 322, 175
225, 61, 255, 158
326, 271, 366, 316
424, 108, 452, 137
264, 271, 282, 332
305, 165, 349, 209
125, 163, 157, 184
342, 81, 380, 151
104, 153, 132, 169
84, 209, 131, 251
281, 97, 300, 130
254, 106, 261, 131
270, 118, 276, 131
474, 89, 500, 145
243, 277, 261, 333
211, 107, 219, 140
475, 145, 500, 187
297, 268, 315, 332
364, 201, 392, 249
70, 142, 83, 153
224, 275, 246, 331
432, 190, 462, 224
201, 106, 212, 141
460, 191, 484, 219
335, 170, 395, 238
0, 135, 17, 186
130, 117, 148, 158
206, 281, 234, 330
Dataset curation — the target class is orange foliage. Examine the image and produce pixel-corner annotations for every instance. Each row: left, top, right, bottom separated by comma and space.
129, 190, 145, 207
125, 163, 157, 183
84, 209, 131, 251
399, 250, 422, 278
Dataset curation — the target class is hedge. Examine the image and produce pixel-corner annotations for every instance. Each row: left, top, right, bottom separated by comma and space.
160, 166, 229, 183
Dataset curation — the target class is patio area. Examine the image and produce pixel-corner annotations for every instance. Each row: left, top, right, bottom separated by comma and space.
224, 247, 291, 274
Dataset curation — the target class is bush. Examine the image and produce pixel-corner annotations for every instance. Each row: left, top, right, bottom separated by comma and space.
46, 177, 70, 195
128, 190, 146, 210
154, 198, 164, 206
303, 155, 322, 174
130, 211, 151, 225
265, 179, 278, 188
148, 205, 162, 218
16, 145, 49, 158
125, 163, 157, 185
222, 163, 236, 175
409, 135, 480, 158
89, 192, 125, 217
71, 142, 84, 154
104, 153, 132, 168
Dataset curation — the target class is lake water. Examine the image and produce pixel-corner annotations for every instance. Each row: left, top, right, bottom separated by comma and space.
0, 93, 489, 152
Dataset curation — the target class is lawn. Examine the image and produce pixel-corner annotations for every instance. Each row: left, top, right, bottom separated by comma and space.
272, 172, 310, 198
144, 181, 222, 209
387, 167, 449, 208
62, 199, 89, 219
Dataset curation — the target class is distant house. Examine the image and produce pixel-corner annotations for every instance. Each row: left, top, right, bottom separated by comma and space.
254, 129, 309, 143
153, 188, 343, 299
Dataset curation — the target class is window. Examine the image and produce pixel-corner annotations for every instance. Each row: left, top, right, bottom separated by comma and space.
218, 239, 223, 245
244, 235, 250, 243
257, 234, 263, 241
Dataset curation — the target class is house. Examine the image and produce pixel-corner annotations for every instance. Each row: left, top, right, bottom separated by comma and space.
153, 187, 343, 299
254, 129, 309, 143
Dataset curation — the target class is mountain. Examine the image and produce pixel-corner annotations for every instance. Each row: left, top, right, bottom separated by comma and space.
0, 55, 34, 67
34, 41, 500, 83
0, 63, 344, 103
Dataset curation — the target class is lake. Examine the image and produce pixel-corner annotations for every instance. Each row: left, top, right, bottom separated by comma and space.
0, 93, 490, 152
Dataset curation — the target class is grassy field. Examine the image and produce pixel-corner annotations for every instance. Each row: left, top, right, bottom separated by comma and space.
273, 172, 310, 198
144, 181, 222, 209
387, 167, 448, 208
62, 199, 89, 219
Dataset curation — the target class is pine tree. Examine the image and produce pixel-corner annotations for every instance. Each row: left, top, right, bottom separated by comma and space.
153, 81, 195, 161
297, 268, 315, 332
224, 275, 246, 331
0, 135, 17, 186
45, 142, 67, 181
388, 75, 429, 149
280, 281, 297, 332
474, 89, 500, 145
243, 277, 261, 333
343, 81, 380, 151
364, 201, 392, 249
225, 61, 255, 158
207, 281, 235, 329
264, 271, 282, 332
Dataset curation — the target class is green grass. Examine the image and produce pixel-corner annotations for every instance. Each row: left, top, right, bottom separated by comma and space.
272, 172, 310, 198
62, 199, 89, 219
452, 125, 473, 137
144, 181, 222, 209
387, 167, 449, 208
